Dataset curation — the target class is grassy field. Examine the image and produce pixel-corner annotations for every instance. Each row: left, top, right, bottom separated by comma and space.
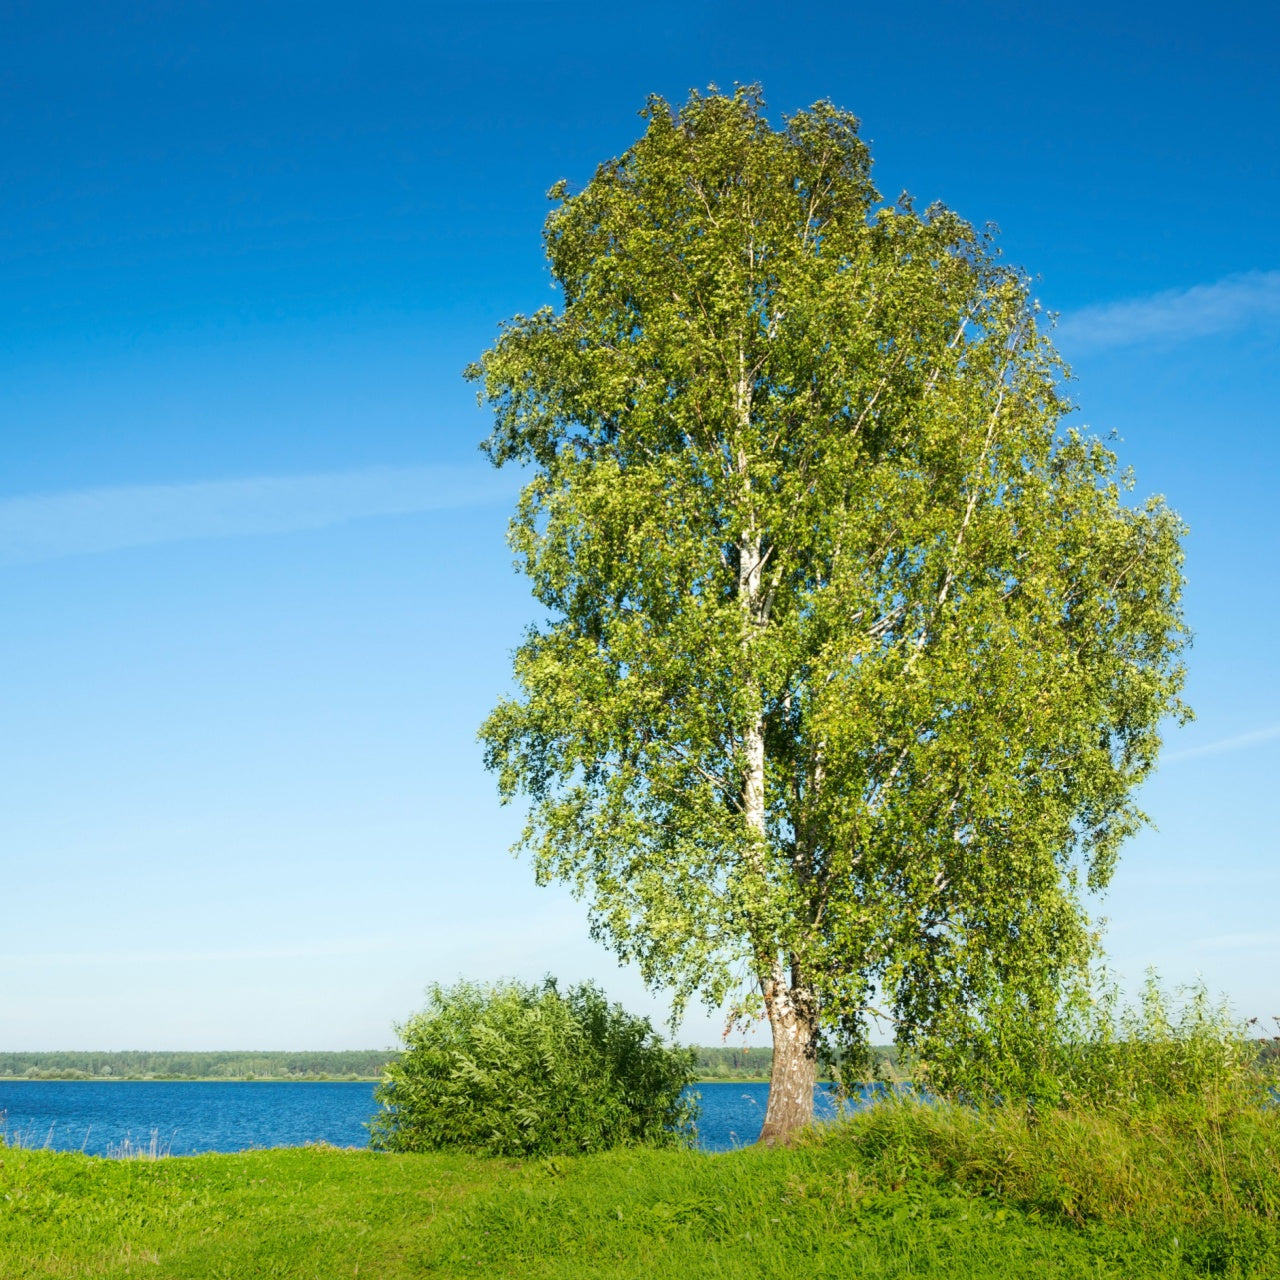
3, 1097, 1277, 1279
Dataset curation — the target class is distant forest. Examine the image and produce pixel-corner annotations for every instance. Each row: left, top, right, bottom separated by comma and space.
0, 1051, 396, 1080
0, 1046, 905, 1082
4, 1042, 1269, 1082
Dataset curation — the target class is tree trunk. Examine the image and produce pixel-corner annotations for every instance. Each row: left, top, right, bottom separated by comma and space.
758, 967, 819, 1143
736, 466, 819, 1143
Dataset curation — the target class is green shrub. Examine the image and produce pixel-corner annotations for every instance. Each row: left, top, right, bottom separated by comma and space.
1050, 972, 1270, 1112
368, 978, 697, 1157
812, 1089, 1280, 1262
915, 970, 1273, 1113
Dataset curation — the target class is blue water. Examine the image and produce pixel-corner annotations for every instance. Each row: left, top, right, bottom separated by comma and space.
0, 1080, 849, 1156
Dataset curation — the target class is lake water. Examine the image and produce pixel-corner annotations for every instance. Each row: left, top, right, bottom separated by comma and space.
0, 1080, 847, 1156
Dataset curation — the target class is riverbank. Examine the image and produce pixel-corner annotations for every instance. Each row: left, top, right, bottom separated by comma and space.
3, 1097, 1276, 1278
0, 1074, 772, 1084
0, 1073, 384, 1082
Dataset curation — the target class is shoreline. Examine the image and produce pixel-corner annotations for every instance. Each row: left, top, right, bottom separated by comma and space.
0, 1075, 783, 1084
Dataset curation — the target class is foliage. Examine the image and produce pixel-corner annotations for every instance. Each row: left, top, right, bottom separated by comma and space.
912, 971, 1273, 1109
4, 1089, 1279, 1278
469, 83, 1190, 1115
1052, 974, 1271, 1112
369, 978, 697, 1157
826, 1092, 1280, 1274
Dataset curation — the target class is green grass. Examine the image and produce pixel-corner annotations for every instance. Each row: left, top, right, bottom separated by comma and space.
3, 1097, 1278, 1278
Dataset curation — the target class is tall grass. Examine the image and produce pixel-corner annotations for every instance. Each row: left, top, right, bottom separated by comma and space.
1046, 973, 1272, 1113
826, 974, 1280, 1276
900, 970, 1275, 1114
0, 1115, 172, 1160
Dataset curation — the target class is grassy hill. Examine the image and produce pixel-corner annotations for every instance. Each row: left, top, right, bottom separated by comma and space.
2, 1096, 1276, 1278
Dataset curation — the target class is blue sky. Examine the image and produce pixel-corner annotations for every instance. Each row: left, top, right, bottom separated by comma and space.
2, 0, 1277, 1049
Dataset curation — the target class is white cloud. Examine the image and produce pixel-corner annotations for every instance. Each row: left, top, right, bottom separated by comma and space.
1056, 269, 1280, 354
0, 463, 517, 565
1164, 723, 1280, 764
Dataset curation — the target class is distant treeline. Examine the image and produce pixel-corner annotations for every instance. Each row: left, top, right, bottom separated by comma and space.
0, 1051, 399, 1080
692, 1045, 905, 1081
2, 1046, 899, 1082
14, 1039, 1267, 1082
692, 1046, 772, 1079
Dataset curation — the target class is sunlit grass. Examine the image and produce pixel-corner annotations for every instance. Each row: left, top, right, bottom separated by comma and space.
3, 1090, 1277, 1278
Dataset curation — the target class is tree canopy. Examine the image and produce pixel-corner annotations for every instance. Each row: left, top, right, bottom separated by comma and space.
470, 86, 1189, 1139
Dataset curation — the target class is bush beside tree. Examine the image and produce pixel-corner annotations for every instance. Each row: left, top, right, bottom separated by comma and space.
369, 978, 697, 1157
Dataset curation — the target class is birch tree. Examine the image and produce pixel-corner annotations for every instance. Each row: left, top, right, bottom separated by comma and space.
470, 87, 1189, 1141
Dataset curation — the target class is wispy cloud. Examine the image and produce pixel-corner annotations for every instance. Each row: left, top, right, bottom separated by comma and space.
1164, 723, 1280, 764
1056, 269, 1280, 354
0, 463, 517, 565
